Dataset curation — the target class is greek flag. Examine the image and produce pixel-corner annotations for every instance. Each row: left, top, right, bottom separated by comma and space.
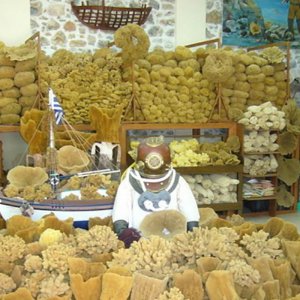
49, 88, 64, 125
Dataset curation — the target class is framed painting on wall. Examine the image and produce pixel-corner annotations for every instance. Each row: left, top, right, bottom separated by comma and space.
222, 0, 300, 48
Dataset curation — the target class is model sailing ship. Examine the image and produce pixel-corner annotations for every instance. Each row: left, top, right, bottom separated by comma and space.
0, 89, 119, 227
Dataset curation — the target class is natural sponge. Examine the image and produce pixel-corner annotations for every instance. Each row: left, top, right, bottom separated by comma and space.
139, 210, 187, 239
202, 50, 235, 83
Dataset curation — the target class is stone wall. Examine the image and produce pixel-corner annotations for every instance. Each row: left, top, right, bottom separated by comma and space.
30, 0, 224, 55
30, 0, 300, 81
206, 0, 222, 40
30, 0, 175, 55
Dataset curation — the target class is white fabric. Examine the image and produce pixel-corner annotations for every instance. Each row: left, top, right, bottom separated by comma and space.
112, 168, 200, 230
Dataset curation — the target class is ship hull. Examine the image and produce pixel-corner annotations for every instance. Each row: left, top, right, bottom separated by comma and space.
0, 195, 113, 228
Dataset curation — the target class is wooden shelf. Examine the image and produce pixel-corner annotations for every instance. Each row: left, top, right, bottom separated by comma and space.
0, 125, 20, 133
243, 211, 275, 218
120, 121, 240, 133
58, 124, 93, 131
0, 124, 93, 133
244, 151, 279, 155
176, 164, 243, 175
119, 121, 243, 171
243, 173, 277, 178
199, 202, 242, 212
244, 195, 276, 201
242, 133, 299, 217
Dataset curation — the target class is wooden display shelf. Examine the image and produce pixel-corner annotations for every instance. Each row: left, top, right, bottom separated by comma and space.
176, 164, 243, 175
243, 135, 300, 216
0, 125, 20, 133
199, 202, 242, 212
0, 124, 93, 133
244, 195, 276, 201
244, 151, 279, 155
120, 121, 239, 133
243, 173, 277, 178
119, 121, 244, 215
243, 210, 276, 218
119, 121, 243, 171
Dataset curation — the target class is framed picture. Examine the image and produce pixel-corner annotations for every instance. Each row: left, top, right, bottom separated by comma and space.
222, 0, 300, 48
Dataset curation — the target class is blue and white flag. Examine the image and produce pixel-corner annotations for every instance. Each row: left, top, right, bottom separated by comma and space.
49, 88, 64, 125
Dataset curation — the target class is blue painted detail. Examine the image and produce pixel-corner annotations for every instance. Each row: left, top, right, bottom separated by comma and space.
73, 220, 89, 229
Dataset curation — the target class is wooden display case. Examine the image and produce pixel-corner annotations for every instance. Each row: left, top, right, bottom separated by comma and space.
242, 130, 299, 217
119, 121, 244, 214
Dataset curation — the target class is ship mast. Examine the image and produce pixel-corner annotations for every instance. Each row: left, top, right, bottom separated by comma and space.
47, 89, 60, 192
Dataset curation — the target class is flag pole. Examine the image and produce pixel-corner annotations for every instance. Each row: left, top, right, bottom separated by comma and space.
48, 88, 56, 150
47, 88, 60, 192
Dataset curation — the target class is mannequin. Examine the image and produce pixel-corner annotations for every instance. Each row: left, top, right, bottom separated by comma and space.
112, 136, 200, 247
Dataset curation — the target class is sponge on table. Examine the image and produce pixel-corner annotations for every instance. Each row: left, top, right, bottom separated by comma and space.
130, 272, 168, 300
173, 269, 204, 300
100, 272, 132, 300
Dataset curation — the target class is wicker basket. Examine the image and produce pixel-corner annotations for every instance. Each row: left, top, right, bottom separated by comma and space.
71, 1, 152, 31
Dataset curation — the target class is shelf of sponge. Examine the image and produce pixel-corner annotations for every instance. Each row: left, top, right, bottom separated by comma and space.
183, 173, 242, 208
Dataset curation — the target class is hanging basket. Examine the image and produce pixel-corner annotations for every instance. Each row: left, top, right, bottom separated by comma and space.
71, 1, 152, 31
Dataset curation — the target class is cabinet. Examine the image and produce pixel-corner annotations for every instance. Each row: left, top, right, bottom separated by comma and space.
119, 121, 244, 214
242, 129, 299, 216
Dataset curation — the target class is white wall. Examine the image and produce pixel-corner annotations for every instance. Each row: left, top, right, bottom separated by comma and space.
0, 0, 30, 170
175, 0, 206, 46
0, 0, 31, 46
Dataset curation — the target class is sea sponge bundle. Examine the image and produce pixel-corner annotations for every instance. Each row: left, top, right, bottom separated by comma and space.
90, 104, 124, 143
202, 49, 235, 83
20, 106, 97, 154
277, 156, 300, 186
168, 138, 240, 167
183, 174, 239, 205
282, 99, 300, 135
244, 154, 278, 176
238, 101, 286, 131
0, 40, 39, 125
222, 46, 288, 114
0, 212, 300, 299
114, 23, 150, 65
131, 45, 216, 123
19, 108, 48, 154
3, 167, 117, 203
40, 48, 132, 125
57, 145, 90, 175
277, 131, 298, 155
6, 166, 48, 188
244, 131, 279, 153
139, 210, 187, 239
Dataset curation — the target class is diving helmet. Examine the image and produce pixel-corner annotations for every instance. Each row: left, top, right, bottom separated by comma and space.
135, 136, 171, 178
